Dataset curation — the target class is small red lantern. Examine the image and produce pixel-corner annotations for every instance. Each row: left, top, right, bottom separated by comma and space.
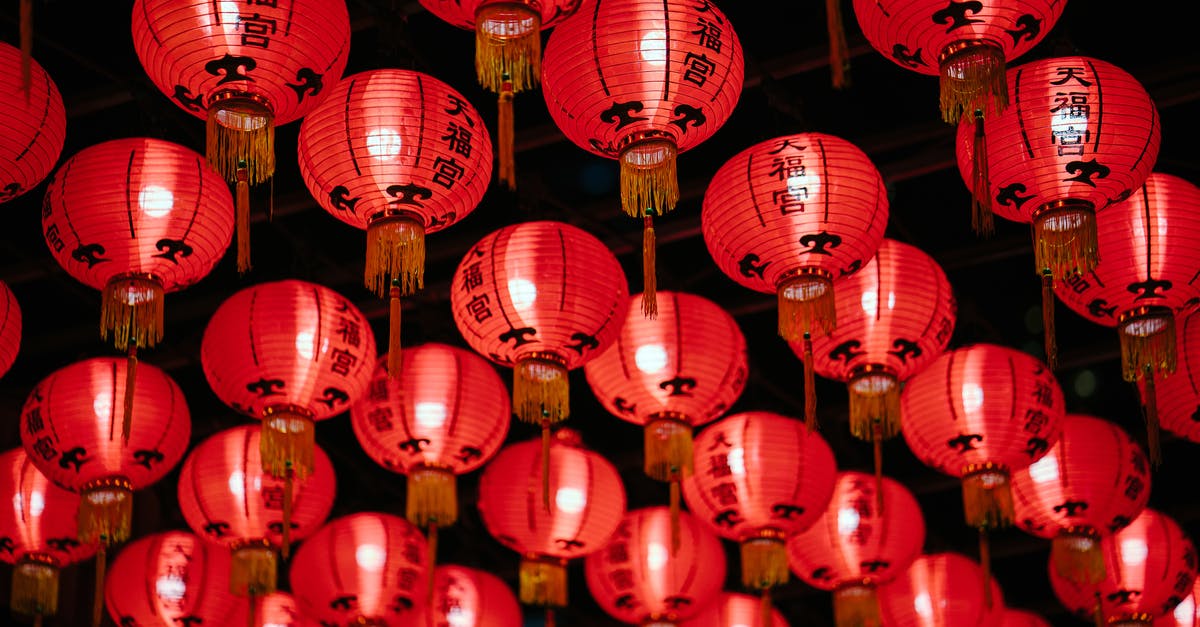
541, 0, 744, 315
682, 411, 837, 598
201, 279, 376, 489
1050, 509, 1198, 626
1, 40, 65, 205
1011, 414, 1151, 585
787, 471, 926, 627
1145, 309, 1200, 445
877, 553, 1005, 627
1052, 173, 1200, 463
702, 132, 888, 428
0, 280, 21, 379
0, 448, 97, 622
679, 591, 789, 627
178, 425, 337, 599
1001, 609, 1053, 627
289, 512, 429, 627
423, 564, 523, 627
1157, 580, 1200, 627
585, 506, 727, 625
132, 0, 351, 271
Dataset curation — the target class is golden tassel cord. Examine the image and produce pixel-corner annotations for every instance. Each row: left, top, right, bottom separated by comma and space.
11, 554, 59, 618
961, 465, 1014, 529
207, 96, 275, 185
282, 469, 293, 559
938, 42, 1007, 124
1143, 368, 1162, 467
541, 423, 551, 513
498, 87, 516, 190
545, 609, 556, 627
825, 0, 850, 89
848, 371, 900, 441
803, 335, 818, 432
1093, 592, 1106, 627
230, 543, 277, 597
122, 342, 137, 445
670, 479, 681, 557
474, 4, 542, 93
426, 523, 438, 609
78, 478, 134, 546
236, 166, 252, 274
1032, 201, 1099, 280
873, 429, 885, 514
100, 275, 164, 351
247, 593, 257, 627
519, 557, 568, 607
406, 466, 458, 528
92, 545, 105, 627
642, 215, 658, 319
760, 588, 773, 627
1052, 528, 1106, 585
260, 408, 316, 481
514, 356, 570, 425
833, 584, 882, 627
777, 271, 836, 342
388, 282, 402, 380
1118, 308, 1177, 382
1042, 271, 1058, 370
971, 111, 994, 236
740, 535, 789, 590
979, 527, 993, 608
619, 139, 679, 219
643, 418, 693, 482
20, 0, 32, 99
365, 215, 426, 298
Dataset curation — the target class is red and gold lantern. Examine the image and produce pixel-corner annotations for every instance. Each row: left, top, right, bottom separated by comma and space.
1144, 309, 1200, 445
423, 564, 523, 627
679, 591, 789, 627
0, 40, 65, 205
877, 553, 1005, 627
0, 280, 21, 379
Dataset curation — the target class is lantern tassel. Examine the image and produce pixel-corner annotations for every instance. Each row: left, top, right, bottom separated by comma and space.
803, 334, 818, 431
825, 0, 849, 89
1093, 592, 1105, 627
207, 95, 275, 184
833, 584, 882, 627
92, 545, 105, 627
620, 139, 679, 219
247, 593, 257, 627
644, 419, 694, 482
1042, 271, 1058, 370
236, 166, 252, 274
11, 555, 59, 619
519, 557, 567, 607
514, 356, 569, 425
426, 522, 438, 608
260, 408, 315, 482
873, 428, 885, 513
848, 371, 900, 441
365, 215, 426, 298
78, 478, 134, 546
961, 465, 1014, 529
777, 271, 836, 342
1143, 368, 1162, 467
541, 423, 551, 512
388, 281, 402, 380
670, 478, 681, 556
642, 215, 658, 319
760, 588, 773, 627
474, 5, 541, 93
101, 275, 164, 352
122, 341, 137, 445
979, 527, 993, 608
1052, 528, 1105, 585
741, 535, 789, 590
230, 544, 277, 597
938, 42, 1006, 124
20, 0, 32, 100
498, 86, 516, 190
406, 466, 458, 528
971, 111, 994, 236
1032, 200, 1099, 280
1119, 309, 1177, 383
281, 469, 293, 559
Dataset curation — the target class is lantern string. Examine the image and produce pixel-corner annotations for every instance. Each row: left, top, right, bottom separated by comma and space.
388, 279, 402, 380
498, 83, 516, 190
281, 467, 293, 559
247, 591, 257, 627
873, 427, 885, 514
545, 608, 556, 627
91, 544, 105, 627
825, 0, 849, 89
1041, 270, 1058, 371
236, 165, 252, 274
669, 478, 681, 556
541, 422, 551, 512
1143, 367, 1162, 467
426, 522, 438, 608
1092, 591, 1105, 627
803, 334, 818, 431
642, 214, 657, 319
122, 340, 137, 445
971, 110, 994, 236
759, 588, 772, 627
20, 0, 32, 101
34, 614, 42, 627
979, 527, 993, 609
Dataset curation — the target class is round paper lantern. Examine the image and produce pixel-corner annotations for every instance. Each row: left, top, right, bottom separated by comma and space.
702, 132, 888, 428
679, 591, 789, 627
289, 512, 429, 627
1157, 580, 1200, 627
852, 0, 1065, 123
683, 411, 837, 594
106, 531, 246, 626
132, 0, 351, 270
423, 564, 523, 627
0, 40, 65, 204
795, 238, 957, 447
584, 290, 748, 493
585, 506, 727, 625
787, 471, 926, 627
450, 220, 628, 430
178, 425, 337, 598
1011, 414, 1151, 585
1050, 509, 1198, 626
1001, 608, 1052, 627
1147, 309, 1200, 445
0, 448, 96, 621
877, 553, 1005, 627
477, 430, 625, 609
350, 342, 510, 531
255, 592, 305, 627
542, 0, 744, 315
201, 279, 376, 485
0, 279, 21, 379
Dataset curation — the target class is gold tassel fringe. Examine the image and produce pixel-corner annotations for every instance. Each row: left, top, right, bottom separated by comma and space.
236, 166, 251, 274
642, 215, 658, 319
971, 111, 994, 236
92, 545, 105, 627
406, 466, 458, 528
519, 556, 567, 607
979, 528, 993, 608
474, 4, 542, 93
365, 215, 426, 298
514, 356, 569, 424
619, 139, 678, 219
961, 465, 1013, 529
230, 543, 277, 597
740, 534, 789, 590
803, 334, 818, 431
848, 370, 900, 441
1052, 528, 1106, 585
100, 275, 164, 351
938, 41, 1007, 124
643, 417, 693, 482
498, 87, 516, 190
1042, 271, 1058, 370
1118, 308, 1176, 382
122, 343, 137, 444
207, 95, 275, 184
833, 584, 882, 627
78, 478, 133, 546
388, 281, 402, 380
11, 554, 59, 618
670, 479, 681, 556
826, 0, 850, 89
1032, 201, 1098, 280
260, 408, 315, 481
777, 271, 836, 341
20, 0, 32, 99
1143, 369, 1162, 468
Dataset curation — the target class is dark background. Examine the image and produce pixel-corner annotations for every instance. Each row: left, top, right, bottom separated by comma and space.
1, 1, 1199, 625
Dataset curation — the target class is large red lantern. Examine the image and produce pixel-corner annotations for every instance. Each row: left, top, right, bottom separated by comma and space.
423, 564, 523, 627
0, 448, 96, 622
1157, 580, 1200, 627
585, 506, 727, 625
1011, 414, 1151, 585
682, 411, 836, 598
1, 40, 64, 205
877, 553, 1005, 627
787, 471, 926, 627
679, 591, 789, 627
201, 279, 376, 490
131, 0, 351, 271
1052, 173, 1200, 463
1001, 608, 1052, 627
0, 279, 21, 379
1145, 309, 1200, 445
178, 425, 337, 599
477, 430, 625, 612
542, 0, 744, 315
289, 512, 429, 627
1050, 509, 1198, 626
702, 132, 888, 428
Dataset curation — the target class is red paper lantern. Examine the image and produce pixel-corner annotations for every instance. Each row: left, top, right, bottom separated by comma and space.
350, 342, 510, 531
795, 237, 957, 448
542, 0, 744, 315
851, 0, 1064, 123
450, 220, 628, 430
201, 279, 376, 485
0, 40, 65, 204
0, 448, 96, 621
131, 0, 351, 271
678, 591, 789, 627
787, 471, 926, 627
702, 132, 888, 428
256, 592, 306, 627
682, 411, 837, 594
1145, 309, 1200, 444
178, 425, 337, 598
1050, 509, 1198, 626
1000, 608, 1052, 627
289, 512, 429, 626
1157, 580, 1200, 627
1011, 414, 1151, 585
877, 553, 1004, 627
584, 506, 727, 625
0, 279, 21, 379
477, 430, 625, 609
422, 564, 523, 627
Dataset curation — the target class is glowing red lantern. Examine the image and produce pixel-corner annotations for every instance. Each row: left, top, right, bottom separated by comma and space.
1011, 414, 1151, 585
679, 591, 789, 627
423, 564, 523, 627
585, 506, 727, 625
0, 448, 96, 622
477, 430, 625, 611
1052, 173, 1200, 463
1001, 609, 1052, 627
1145, 309, 1200, 445
877, 553, 1004, 627
1, 40, 64, 205
542, 0, 744, 315
787, 471, 926, 627
289, 512, 429, 626
702, 132, 888, 428
0, 280, 21, 379
178, 425, 337, 599
1050, 509, 1198, 626
682, 411, 836, 597
201, 279, 376, 487
131, 0, 351, 271
256, 592, 305, 627
1157, 580, 1200, 627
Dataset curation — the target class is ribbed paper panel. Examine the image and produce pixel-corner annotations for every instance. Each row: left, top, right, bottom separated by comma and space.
584, 506, 726, 624
678, 591, 789, 627
900, 343, 1064, 476
682, 411, 837, 539
201, 279, 377, 421
412, 564, 522, 627
0, 448, 95, 566
257, 592, 302, 627
419, 0, 580, 30
787, 471, 925, 591
1147, 310, 1200, 443
585, 290, 748, 427
702, 132, 888, 295
877, 553, 1004, 627
0, 280, 21, 379
132, 0, 350, 126
351, 343, 510, 474
19, 356, 191, 491
0, 41, 65, 204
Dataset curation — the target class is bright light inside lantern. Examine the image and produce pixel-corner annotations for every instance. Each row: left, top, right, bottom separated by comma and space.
508, 278, 537, 310
639, 30, 666, 65
861, 291, 878, 316
356, 544, 386, 572
913, 592, 934, 619
837, 507, 861, 536
228, 470, 245, 499
646, 542, 668, 570
1175, 596, 1195, 622
366, 128, 403, 160
93, 392, 112, 424
555, 487, 586, 514
635, 344, 669, 374
1119, 538, 1148, 566
447, 607, 476, 627
728, 447, 746, 476
138, 185, 174, 218
961, 382, 984, 413
295, 330, 315, 361
156, 575, 187, 601
1028, 454, 1060, 484
415, 402, 447, 429
786, 174, 810, 200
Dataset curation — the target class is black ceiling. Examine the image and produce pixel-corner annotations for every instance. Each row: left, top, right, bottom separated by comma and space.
2, 1, 1200, 626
